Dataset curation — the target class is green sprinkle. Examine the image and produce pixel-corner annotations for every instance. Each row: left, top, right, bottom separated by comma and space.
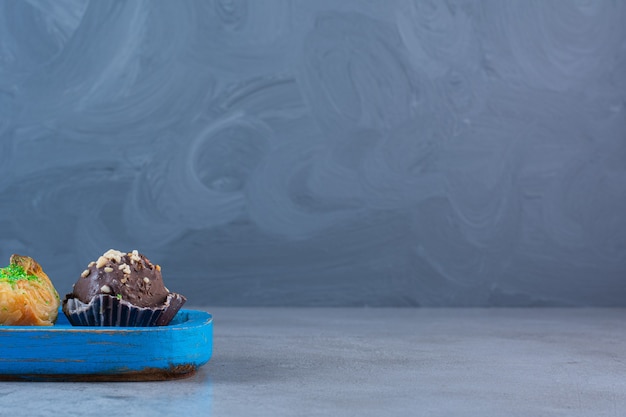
0, 264, 40, 283
116, 294, 122, 300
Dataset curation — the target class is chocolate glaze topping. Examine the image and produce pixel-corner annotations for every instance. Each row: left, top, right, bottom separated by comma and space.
70, 249, 170, 307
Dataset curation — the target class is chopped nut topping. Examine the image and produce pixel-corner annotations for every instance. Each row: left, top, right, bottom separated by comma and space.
121, 277, 128, 284
95, 249, 126, 269
100, 285, 112, 294
104, 267, 114, 273
101, 249, 124, 264
88, 261, 95, 267
117, 263, 131, 275
143, 277, 150, 283
129, 249, 141, 263
81, 269, 90, 278
95, 256, 108, 269
155, 264, 161, 271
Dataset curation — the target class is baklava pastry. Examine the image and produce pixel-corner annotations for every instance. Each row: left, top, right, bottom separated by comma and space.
0, 254, 60, 326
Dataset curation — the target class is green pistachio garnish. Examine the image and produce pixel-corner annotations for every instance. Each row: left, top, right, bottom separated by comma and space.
0, 264, 40, 283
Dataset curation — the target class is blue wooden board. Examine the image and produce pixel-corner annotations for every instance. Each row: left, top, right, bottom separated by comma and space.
0, 309, 213, 381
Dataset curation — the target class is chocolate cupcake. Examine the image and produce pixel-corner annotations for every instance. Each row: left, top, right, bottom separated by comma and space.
62, 249, 186, 326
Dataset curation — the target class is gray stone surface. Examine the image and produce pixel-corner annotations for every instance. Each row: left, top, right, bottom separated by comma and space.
1, 308, 626, 416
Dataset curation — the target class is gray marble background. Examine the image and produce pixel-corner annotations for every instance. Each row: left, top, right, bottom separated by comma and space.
1, 0, 625, 306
